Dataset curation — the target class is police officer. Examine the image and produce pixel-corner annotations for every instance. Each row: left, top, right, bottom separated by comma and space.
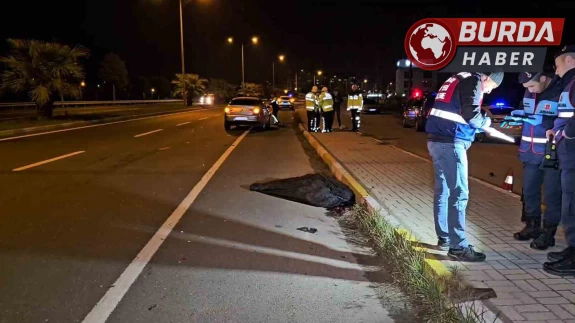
425, 71, 504, 262
512, 71, 562, 250
544, 45, 575, 276
347, 84, 363, 132
318, 86, 334, 132
305, 86, 319, 132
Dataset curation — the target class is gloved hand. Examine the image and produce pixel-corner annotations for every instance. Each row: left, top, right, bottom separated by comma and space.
523, 114, 543, 126
511, 109, 526, 117
481, 117, 492, 130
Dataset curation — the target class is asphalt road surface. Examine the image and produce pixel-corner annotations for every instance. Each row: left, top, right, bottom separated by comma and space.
302, 108, 523, 195
0, 105, 416, 322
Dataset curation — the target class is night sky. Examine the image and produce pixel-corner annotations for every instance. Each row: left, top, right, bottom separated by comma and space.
1, 0, 574, 104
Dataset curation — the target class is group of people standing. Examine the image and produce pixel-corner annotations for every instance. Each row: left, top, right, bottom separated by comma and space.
305, 84, 364, 133
425, 45, 575, 276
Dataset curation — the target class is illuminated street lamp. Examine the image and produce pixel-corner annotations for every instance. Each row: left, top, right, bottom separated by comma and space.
314, 70, 323, 84
151, 88, 155, 99
227, 36, 259, 89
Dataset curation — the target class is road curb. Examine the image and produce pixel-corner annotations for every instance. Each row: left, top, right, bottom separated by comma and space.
0, 106, 211, 139
298, 123, 503, 323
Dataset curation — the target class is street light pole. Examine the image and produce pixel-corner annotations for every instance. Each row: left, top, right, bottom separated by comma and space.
179, 0, 186, 106
241, 43, 245, 89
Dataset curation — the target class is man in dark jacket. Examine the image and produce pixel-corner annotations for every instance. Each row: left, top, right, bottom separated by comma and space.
332, 89, 344, 129
425, 71, 504, 262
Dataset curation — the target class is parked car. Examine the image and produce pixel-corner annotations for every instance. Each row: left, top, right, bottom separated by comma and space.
224, 97, 272, 130
402, 93, 436, 131
475, 104, 522, 144
362, 98, 383, 114
276, 96, 295, 110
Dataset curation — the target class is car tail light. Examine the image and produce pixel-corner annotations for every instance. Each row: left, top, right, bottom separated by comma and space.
253, 108, 260, 114
224, 107, 230, 113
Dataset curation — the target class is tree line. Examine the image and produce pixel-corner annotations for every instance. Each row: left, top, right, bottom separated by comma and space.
0, 39, 271, 119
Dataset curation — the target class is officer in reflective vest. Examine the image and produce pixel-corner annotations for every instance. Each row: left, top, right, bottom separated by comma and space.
425, 71, 504, 262
512, 71, 562, 250
347, 84, 363, 132
318, 86, 334, 132
544, 45, 575, 276
305, 86, 319, 132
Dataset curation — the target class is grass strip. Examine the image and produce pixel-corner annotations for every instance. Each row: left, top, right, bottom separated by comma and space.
349, 204, 496, 323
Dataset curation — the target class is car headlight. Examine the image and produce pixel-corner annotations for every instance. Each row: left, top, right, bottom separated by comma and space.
207, 98, 212, 104
253, 108, 260, 114
224, 107, 230, 113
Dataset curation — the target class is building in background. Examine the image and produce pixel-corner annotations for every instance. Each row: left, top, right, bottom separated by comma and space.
395, 59, 438, 96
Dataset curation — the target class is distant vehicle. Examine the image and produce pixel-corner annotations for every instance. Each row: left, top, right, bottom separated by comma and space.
362, 98, 383, 114
402, 93, 436, 131
224, 97, 271, 130
276, 96, 295, 110
475, 103, 522, 144
200, 93, 215, 105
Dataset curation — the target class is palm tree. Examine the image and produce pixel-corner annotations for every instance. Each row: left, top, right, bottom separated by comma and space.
0, 39, 89, 118
171, 73, 208, 105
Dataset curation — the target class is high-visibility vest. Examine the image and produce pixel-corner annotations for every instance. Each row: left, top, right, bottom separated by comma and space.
347, 91, 363, 110
518, 86, 560, 164
318, 92, 334, 112
305, 92, 317, 111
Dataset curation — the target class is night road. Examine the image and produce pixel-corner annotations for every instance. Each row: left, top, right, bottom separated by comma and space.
0, 105, 415, 323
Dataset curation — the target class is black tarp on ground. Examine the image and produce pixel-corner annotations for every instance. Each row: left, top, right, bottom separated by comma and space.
249, 174, 355, 209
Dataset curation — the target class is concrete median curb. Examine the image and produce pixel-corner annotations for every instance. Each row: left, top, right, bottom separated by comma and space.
0, 106, 214, 139
298, 123, 503, 323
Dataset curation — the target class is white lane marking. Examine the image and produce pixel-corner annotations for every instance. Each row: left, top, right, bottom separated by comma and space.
176, 121, 191, 126
198, 117, 208, 120
134, 129, 163, 138
81, 129, 251, 323
0, 108, 216, 142
214, 114, 222, 117
13, 151, 85, 171
158, 147, 170, 151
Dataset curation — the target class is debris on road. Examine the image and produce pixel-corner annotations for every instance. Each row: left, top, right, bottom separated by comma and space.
249, 174, 354, 209
297, 227, 317, 234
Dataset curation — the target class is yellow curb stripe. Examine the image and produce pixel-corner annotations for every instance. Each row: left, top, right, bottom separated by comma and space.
299, 124, 451, 278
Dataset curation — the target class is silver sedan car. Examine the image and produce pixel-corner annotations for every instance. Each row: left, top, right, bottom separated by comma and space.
224, 97, 272, 130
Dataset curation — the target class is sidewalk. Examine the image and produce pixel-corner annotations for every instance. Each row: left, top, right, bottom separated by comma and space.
303, 127, 575, 323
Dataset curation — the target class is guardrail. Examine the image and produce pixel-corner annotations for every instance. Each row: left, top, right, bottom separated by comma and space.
0, 99, 184, 112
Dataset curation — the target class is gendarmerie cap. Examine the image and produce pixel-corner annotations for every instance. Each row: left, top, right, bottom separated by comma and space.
554, 45, 575, 59
518, 72, 538, 83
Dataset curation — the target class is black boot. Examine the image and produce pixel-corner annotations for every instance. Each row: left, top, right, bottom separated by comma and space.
513, 218, 541, 241
530, 221, 557, 250
548, 247, 575, 262
544, 252, 575, 276
521, 201, 527, 222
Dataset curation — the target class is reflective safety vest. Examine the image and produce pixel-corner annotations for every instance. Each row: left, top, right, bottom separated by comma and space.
554, 78, 575, 142
519, 88, 559, 164
425, 72, 483, 142
347, 91, 363, 110
305, 92, 317, 111
318, 92, 334, 112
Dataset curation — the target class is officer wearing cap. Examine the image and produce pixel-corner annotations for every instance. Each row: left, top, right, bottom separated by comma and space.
512, 71, 562, 250
425, 71, 504, 262
544, 45, 575, 276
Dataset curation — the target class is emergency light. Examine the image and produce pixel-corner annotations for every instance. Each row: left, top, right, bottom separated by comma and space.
495, 102, 505, 107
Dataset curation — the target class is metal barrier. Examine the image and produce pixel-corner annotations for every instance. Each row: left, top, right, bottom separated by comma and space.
0, 100, 184, 111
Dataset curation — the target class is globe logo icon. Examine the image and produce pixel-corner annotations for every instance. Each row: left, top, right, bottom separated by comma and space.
404, 20, 455, 70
